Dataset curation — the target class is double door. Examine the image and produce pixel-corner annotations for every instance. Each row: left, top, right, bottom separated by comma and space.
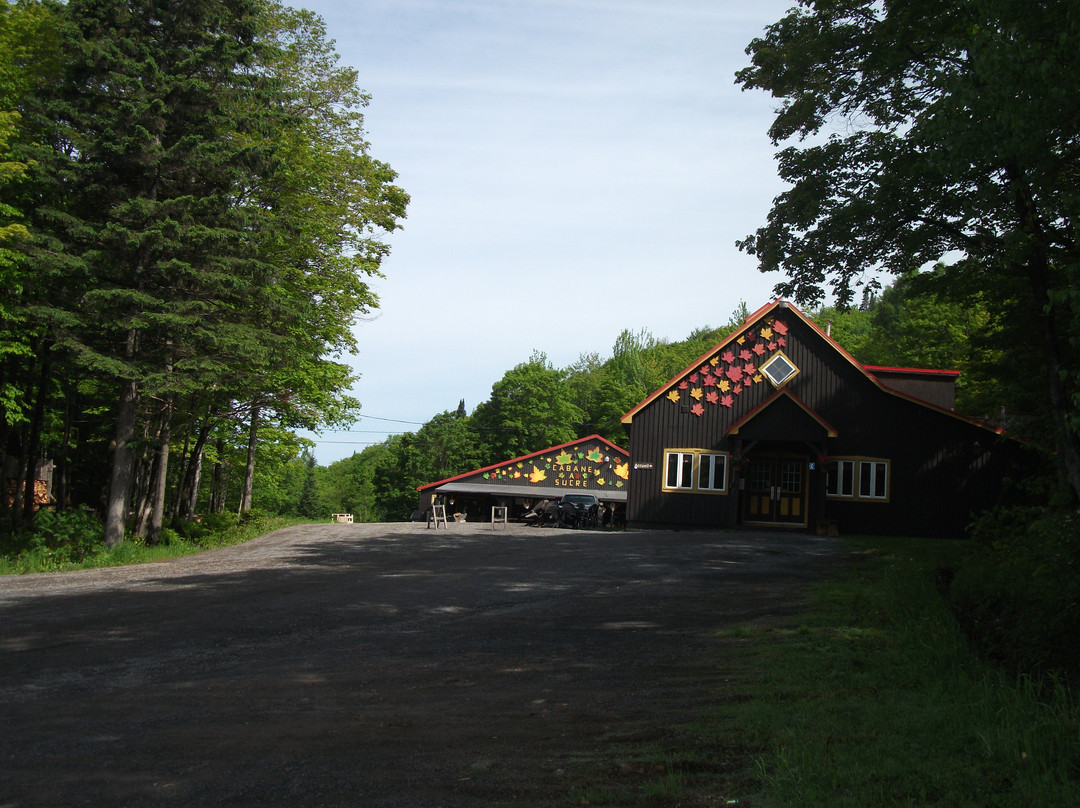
743, 455, 807, 526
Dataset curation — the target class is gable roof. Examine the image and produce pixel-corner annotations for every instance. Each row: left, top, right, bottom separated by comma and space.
417, 434, 630, 500
728, 387, 838, 438
621, 299, 1008, 436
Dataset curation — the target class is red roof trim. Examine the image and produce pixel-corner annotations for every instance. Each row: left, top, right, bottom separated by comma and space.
728, 388, 839, 438
620, 298, 1014, 439
416, 434, 629, 491
864, 365, 961, 377
621, 300, 785, 423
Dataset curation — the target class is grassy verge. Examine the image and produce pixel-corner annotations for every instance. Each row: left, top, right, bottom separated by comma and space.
0, 513, 309, 574
702, 536, 1080, 807
571, 536, 1080, 806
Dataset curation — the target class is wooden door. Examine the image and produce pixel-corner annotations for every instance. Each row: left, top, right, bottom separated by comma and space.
743, 456, 807, 526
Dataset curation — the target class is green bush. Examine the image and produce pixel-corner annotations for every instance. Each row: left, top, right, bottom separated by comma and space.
949, 506, 1080, 681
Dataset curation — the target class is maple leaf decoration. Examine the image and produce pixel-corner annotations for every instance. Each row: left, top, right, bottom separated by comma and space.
690, 387, 704, 401
752, 343, 766, 356
555, 450, 573, 465
587, 447, 604, 463
725, 365, 743, 383
689, 372, 699, 383
710, 356, 719, 367
705, 390, 719, 404
743, 362, 756, 376
700, 365, 710, 375
614, 462, 630, 480
678, 380, 689, 390
760, 327, 773, 340
739, 349, 753, 362
718, 380, 731, 393
768, 341, 778, 351
720, 394, 734, 408
690, 402, 705, 417
666, 389, 681, 403
529, 466, 547, 483
703, 373, 716, 387
721, 350, 735, 365
773, 320, 788, 335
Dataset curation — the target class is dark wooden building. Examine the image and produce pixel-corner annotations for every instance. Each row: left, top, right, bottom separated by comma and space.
417, 435, 629, 523
622, 300, 1036, 537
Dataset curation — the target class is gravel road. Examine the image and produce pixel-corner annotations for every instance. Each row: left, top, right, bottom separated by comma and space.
0, 522, 837, 807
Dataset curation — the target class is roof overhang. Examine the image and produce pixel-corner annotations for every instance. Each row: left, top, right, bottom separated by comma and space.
424, 482, 627, 502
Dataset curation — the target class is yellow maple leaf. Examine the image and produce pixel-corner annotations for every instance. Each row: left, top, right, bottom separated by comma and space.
666, 389, 680, 403
718, 380, 731, 392
690, 387, 703, 400
529, 466, 547, 483
614, 462, 630, 480
760, 327, 773, 340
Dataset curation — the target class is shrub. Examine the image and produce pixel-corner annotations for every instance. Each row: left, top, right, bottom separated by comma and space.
949, 506, 1080, 681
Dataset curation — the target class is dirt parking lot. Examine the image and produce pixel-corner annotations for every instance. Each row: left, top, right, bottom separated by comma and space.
0, 522, 838, 807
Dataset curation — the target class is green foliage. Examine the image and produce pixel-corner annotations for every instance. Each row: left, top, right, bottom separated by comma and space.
707, 536, 1080, 807
0, 0, 405, 541
949, 506, 1080, 681
738, 0, 1080, 500
471, 351, 583, 463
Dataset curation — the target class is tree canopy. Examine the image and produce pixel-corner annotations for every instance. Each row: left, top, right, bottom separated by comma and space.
736, 0, 1080, 502
0, 0, 406, 541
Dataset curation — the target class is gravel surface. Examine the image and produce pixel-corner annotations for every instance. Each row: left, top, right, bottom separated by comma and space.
0, 522, 838, 807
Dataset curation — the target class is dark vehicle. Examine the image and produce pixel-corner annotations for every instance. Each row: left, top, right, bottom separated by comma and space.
558, 493, 602, 529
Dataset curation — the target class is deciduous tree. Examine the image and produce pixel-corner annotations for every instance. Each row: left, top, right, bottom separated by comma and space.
737, 0, 1080, 501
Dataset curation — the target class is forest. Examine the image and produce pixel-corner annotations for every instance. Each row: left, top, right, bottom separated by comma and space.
0, 0, 407, 546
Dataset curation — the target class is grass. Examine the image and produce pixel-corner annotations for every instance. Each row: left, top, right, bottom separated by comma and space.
0, 512, 309, 574
700, 536, 1080, 807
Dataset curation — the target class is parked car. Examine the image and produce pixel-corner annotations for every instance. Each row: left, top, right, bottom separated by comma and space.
558, 493, 602, 528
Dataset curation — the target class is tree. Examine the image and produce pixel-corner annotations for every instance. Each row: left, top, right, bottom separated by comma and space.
736, 0, 1080, 502
471, 352, 583, 463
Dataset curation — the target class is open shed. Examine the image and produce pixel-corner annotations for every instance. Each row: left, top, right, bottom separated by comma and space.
417, 435, 629, 524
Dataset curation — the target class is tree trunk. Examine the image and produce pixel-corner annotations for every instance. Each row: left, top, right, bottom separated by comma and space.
16, 341, 52, 528
210, 437, 226, 513
104, 379, 139, 548
240, 402, 260, 513
1009, 166, 1080, 504
146, 399, 172, 543
179, 422, 211, 517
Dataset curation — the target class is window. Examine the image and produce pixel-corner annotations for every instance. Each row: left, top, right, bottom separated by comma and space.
859, 460, 888, 499
665, 451, 694, 489
826, 459, 854, 497
698, 454, 727, 491
761, 351, 799, 387
826, 457, 888, 501
663, 449, 728, 494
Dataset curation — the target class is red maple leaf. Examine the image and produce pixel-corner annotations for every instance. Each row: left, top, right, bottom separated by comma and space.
725, 365, 743, 382
739, 349, 752, 362
690, 402, 705, 417
720, 394, 733, 408
743, 376, 753, 387
678, 380, 688, 390
700, 365, 710, 375
773, 320, 788, 335
733, 384, 743, 395
702, 373, 716, 387
721, 350, 735, 365
743, 362, 756, 376
777, 337, 786, 347
767, 341, 777, 351
746, 330, 754, 341
752, 343, 766, 356
689, 372, 699, 383
706, 390, 719, 404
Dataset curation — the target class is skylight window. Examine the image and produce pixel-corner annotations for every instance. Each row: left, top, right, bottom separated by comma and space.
761, 352, 799, 387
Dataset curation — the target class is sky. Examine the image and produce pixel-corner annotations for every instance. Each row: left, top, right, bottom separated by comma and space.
297, 0, 794, 464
